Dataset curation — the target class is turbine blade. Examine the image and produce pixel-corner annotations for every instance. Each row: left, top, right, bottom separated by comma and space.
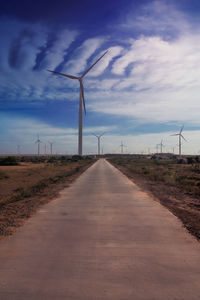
80, 81, 86, 115
181, 134, 187, 142
170, 134, 179, 136
180, 124, 184, 134
47, 70, 78, 80
100, 132, 106, 137
81, 50, 108, 78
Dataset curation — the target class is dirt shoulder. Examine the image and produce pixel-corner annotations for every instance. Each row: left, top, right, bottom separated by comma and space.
0, 159, 94, 239
110, 161, 200, 241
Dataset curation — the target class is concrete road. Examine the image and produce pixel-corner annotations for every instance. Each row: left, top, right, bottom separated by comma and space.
0, 159, 200, 300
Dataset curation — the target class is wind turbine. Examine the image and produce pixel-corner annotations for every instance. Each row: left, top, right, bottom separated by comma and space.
17, 145, 21, 155
47, 51, 108, 156
119, 141, 126, 154
93, 133, 105, 156
171, 125, 187, 156
35, 134, 42, 156
158, 139, 165, 153
48, 141, 54, 155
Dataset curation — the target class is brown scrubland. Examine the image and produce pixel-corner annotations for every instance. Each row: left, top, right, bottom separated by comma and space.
0, 155, 94, 238
110, 155, 200, 241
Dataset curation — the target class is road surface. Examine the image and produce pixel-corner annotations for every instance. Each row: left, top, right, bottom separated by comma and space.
0, 159, 200, 299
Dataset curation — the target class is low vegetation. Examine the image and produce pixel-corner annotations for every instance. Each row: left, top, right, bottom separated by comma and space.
109, 155, 200, 240
0, 156, 19, 166
0, 155, 94, 238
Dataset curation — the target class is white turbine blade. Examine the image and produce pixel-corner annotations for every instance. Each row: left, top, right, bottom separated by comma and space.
80, 81, 86, 115
100, 132, 106, 137
170, 134, 179, 136
180, 124, 184, 134
92, 133, 98, 138
181, 134, 187, 142
81, 50, 108, 78
47, 70, 78, 80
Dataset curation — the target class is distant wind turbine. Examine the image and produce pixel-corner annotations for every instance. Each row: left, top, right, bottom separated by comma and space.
93, 133, 105, 155
119, 141, 126, 154
47, 51, 108, 156
158, 139, 165, 153
35, 134, 42, 156
171, 125, 187, 156
17, 145, 21, 155
48, 141, 54, 155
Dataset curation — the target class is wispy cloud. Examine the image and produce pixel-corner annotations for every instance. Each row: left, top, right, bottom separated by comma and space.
121, 1, 191, 37
38, 29, 78, 70
88, 46, 124, 76
62, 37, 105, 75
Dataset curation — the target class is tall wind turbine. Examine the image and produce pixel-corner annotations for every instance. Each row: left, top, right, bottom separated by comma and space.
35, 134, 42, 156
93, 133, 105, 155
171, 125, 187, 156
47, 51, 108, 156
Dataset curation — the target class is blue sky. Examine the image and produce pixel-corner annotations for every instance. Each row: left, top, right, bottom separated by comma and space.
1, 0, 200, 155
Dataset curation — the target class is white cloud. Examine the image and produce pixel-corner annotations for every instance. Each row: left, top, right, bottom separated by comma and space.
39, 29, 78, 70
88, 46, 123, 76
62, 37, 105, 75
121, 1, 191, 36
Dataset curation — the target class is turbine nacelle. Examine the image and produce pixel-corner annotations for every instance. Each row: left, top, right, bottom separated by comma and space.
47, 50, 108, 133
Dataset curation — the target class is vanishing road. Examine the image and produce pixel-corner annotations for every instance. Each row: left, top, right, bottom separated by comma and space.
0, 159, 200, 299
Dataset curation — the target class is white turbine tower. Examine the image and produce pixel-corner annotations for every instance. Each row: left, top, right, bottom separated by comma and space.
171, 125, 187, 156
47, 51, 108, 156
35, 134, 42, 156
93, 133, 105, 156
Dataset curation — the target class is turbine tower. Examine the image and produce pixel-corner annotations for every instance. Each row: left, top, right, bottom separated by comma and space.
35, 134, 42, 156
93, 133, 105, 155
120, 141, 126, 154
171, 125, 187, 156
47, 51, 108, 156
48, 141, 54, 155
